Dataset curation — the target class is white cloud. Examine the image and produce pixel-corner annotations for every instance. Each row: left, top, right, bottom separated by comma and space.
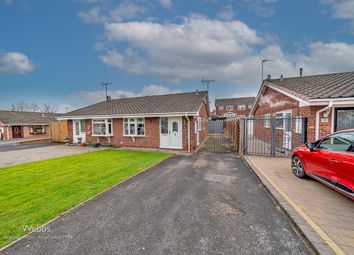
327, 0, 354, 20
216, 5, 235, 21
78, 2, 145, 24
70, 85, 181, 104
98, 15, 354, 95
0, 52, 35, 74
159, 0, 173, 9
57, 104, 75, 113
78, 7, 103, 23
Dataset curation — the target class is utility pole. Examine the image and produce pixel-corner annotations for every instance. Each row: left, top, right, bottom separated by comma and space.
101, 82, 111, 101
201, 78, 215, 97
201, 78, 215, 116
261, 59, 275, 82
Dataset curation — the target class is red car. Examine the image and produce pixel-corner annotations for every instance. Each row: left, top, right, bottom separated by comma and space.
292, 129, 354, 200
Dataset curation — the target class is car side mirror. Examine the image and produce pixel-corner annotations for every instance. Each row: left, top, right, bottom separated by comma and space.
306, 142, 315, 152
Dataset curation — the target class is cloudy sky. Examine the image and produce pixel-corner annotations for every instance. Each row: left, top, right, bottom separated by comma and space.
1, 0, 354, 112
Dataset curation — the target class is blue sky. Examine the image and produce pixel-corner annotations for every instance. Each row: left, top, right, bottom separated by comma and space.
1, 0, 354, 112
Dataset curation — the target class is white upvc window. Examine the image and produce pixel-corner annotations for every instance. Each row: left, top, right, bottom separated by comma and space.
238, 104, 246, 110
218, 105, 224, 110
92, 119, 112, 136
124, 118, 145, 136
248, 104, 253, 109
264, 114, 271, 128
226, 105, 234, 111
275, 113, 284, 129
295, 116, 303, 134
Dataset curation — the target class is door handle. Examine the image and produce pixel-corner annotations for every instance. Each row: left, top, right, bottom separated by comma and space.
328, 158, 339, 163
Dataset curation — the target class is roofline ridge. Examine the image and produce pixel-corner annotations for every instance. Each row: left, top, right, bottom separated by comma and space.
269, 70, 354, 81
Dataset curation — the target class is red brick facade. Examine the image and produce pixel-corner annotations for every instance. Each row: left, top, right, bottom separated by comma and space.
67, 100, 209, 152
0, 124, 50, 140
253, 87, 333, 143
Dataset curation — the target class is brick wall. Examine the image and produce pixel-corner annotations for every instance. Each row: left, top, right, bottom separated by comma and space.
22, 125, 50, 139
253, 87, 333, 144
216, 108, 252, 117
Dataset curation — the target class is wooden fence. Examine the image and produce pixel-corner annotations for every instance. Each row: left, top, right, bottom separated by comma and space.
224, 118, 240, 153
50, 121, 68, 142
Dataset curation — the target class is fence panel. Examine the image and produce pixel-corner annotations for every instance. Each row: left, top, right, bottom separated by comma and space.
243, 117, 307, 157
50, 121, 68, 142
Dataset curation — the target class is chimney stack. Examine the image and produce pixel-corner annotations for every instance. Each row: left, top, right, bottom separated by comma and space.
267, 74, 271, 81
300, 68, 303, 77
106, 96, 111, 102
280, 74, 284, 81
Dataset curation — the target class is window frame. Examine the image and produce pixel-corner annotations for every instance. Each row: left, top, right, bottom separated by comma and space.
334, 107, 354, 132
237, 104, 246, 110
226, 105, 234, 111
30, 125, 46, 134
123, 118, 145, 137
218, 105, 224, 111
92, 119, 113, 137
264, 114, 270, 128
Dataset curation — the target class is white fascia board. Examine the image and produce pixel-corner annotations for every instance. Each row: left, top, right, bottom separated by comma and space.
267, 84, 310, 107
309, 97, 354, 105
57, 112, 198, 120
250, 82, 266, 115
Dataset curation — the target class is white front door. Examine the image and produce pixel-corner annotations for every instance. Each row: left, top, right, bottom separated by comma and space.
160, 117, 182, 149
73, 120, 86, 143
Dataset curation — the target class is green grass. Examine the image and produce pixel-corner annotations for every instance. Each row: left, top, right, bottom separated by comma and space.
0, 149, 170, 248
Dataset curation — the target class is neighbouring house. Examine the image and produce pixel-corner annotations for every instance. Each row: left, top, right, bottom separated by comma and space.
57, 91, 209, 152
0, 110, 57, 140
215, 97, 255, 118
250, 70, 354, 144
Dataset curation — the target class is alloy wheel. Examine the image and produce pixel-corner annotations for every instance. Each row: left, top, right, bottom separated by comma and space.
292, 157, 304, 177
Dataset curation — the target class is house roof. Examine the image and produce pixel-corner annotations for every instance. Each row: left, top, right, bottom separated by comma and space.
215, 96, 255, 106
266, 71, 354, 101
61, 91, 208, 118
0, 110, 57, 125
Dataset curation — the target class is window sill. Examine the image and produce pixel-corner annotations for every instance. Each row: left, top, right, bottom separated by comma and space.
92, 134, 113, 137
123, 135, 146, 137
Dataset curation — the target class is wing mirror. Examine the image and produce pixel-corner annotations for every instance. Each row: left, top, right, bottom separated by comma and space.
306, 142, 315, 152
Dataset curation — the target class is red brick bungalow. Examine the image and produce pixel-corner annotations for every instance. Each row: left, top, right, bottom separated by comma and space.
58, 91, 209, 152
250, 71, 354, 147
215, 96, 255, 118
0, 110, 56, 140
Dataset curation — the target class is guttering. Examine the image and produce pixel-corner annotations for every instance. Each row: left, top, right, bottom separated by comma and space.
309, 97, 354, 106
315, 102, 333, 140
57, 112, 198, 121
185, 113, 191, 153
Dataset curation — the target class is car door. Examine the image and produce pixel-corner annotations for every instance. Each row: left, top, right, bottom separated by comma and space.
313, 132, 352, 184
333, 131, 354, 193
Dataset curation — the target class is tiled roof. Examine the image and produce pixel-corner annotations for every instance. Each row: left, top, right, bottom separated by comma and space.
0, 110, 57, 125
215, 97, 255, 106
62, 91, 208, 117
267, 71, 354, 100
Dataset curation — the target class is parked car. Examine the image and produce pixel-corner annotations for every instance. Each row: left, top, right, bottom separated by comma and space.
292, 129, 354, 200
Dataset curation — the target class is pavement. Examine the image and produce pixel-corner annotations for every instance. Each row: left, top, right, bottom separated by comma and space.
245, 156, 354, 255
0, 143, 104, 167
0, 152, 311, 255
0, 137, 49, 147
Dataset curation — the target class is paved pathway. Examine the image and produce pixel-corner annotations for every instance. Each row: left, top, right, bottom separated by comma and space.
0, 143, 104, 167
246, 156, 354, 255
1, 152, 311, 255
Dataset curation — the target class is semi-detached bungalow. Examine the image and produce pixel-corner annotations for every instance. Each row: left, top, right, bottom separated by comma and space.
58, 91, 209, 152
0, 110, 56, 140
251, 71, 354, 142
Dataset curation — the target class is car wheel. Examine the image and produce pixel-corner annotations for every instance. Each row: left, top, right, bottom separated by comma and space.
292, 156, 306, 178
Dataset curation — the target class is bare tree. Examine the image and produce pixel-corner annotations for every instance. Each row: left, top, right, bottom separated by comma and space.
11, 101, 30, 111
42, 103, 57, 113
29, 103, 40, 112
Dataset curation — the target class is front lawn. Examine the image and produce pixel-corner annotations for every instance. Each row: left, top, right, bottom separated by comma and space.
0, 149, 170, 248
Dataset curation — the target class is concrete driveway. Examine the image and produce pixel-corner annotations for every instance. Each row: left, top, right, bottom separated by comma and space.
1, 152, 311, 255
0, 143, 104, 167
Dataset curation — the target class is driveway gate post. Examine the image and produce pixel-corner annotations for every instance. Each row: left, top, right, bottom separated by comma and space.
270, 117, 276, 156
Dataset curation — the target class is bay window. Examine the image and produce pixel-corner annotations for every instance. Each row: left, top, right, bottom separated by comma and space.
92, 119, 112, 136
124, 118, 145, 136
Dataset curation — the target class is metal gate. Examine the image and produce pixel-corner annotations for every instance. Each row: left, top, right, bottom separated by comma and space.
243, 117, 307, 157
200, 119, 234, 153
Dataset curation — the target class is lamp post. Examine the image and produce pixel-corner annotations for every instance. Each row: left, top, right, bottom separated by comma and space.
261, 59, 275, 82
